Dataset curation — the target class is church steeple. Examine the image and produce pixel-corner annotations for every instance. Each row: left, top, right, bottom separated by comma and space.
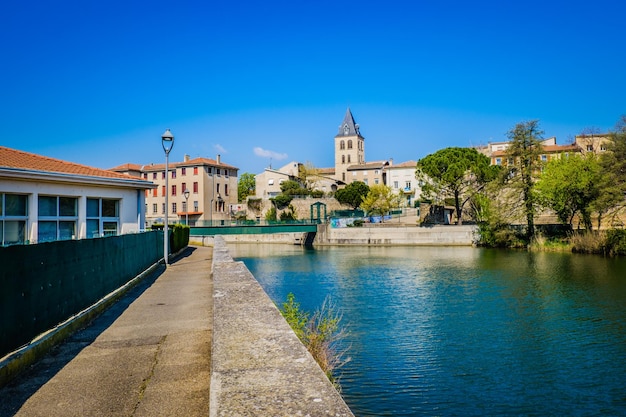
336, 107, 361, 137
334, 108, 365, 183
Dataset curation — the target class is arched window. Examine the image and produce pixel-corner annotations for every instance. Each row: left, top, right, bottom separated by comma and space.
348, 140, 353, 149
340, 140, 345, 150
342, 155, 345, 164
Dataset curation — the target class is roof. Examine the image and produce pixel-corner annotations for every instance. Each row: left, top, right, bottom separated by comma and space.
0, 146, 150, 182
388, 160, 417, 169
346, 160, 389, 171
128, 157, 238, 172
336, 107, 362, 138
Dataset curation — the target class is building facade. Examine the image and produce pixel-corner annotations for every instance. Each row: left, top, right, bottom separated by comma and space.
387, 160, 421, 207
0, 146, 154, 245
112, 154, 238, 226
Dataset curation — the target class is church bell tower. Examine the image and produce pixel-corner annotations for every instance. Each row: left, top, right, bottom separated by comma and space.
334, 108, 365, 183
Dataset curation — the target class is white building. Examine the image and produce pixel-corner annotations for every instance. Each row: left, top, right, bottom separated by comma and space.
0, 146, 155, 245
386, 160, 421, 207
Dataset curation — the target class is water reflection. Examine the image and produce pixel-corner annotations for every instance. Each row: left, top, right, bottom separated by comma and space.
233, 244, 626, 416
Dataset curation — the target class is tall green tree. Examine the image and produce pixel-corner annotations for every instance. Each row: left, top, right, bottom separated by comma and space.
237, 173, 256, 202
504, 120, 545, 238
335, 181, 369, 209
416, 147, 498, 225
535, 154, 603, 230
360, 184, 399, 221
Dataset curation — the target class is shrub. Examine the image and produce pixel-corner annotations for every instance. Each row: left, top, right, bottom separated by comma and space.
571, 230, 606, 254
603, 229, 626, 256
280, 293, 349, 385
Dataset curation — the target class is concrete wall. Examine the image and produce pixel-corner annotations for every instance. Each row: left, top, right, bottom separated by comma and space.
317, 224, 478, 246
210, 236, 354, 416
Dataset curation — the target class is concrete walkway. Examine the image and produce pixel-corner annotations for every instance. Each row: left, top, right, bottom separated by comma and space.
0, 246, 213, 417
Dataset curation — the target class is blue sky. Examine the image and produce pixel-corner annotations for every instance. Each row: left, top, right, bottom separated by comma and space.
2, 0, 625, 175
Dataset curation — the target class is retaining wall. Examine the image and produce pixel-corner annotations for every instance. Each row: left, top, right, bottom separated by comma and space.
317, 224, 478, 245
210, 236, 354, 416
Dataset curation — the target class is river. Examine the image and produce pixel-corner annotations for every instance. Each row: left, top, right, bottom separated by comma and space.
231, 244, 626, 417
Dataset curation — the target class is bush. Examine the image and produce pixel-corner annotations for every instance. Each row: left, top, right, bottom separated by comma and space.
603, 229, 626, 256
280, 293, 349, 384
571, 230, 606, 254
170, 224, 190, 253
311, 190, 324, 198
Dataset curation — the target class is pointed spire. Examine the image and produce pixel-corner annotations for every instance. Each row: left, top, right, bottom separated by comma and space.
337, 107, 361, 137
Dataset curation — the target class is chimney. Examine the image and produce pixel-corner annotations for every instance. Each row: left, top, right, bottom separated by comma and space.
216, 154, 221, 164
389, 158, 393, 166
184, 154, 190, 162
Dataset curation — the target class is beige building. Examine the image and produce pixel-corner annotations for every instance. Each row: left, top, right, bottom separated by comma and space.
575, 133, 611, 154
478, 137, 582, 166
112, 154, 238, 226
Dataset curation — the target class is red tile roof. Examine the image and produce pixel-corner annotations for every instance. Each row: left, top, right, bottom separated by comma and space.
0, 146, 147, 181
134, 157, 238, 172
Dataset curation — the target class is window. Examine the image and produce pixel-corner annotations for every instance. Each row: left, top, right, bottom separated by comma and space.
375, 170, 379, 175
495, 158, 502, 165
587, 145, 594, 151
541, 155, 548, 162
363, 179, 368, 185
340, 140, 345, 150
600, 144, 607, 151
348, 155, 351, 163
394, 181, 399, 189
153, 188, 158, 197
171, 170, 176, 179
143, 173, 148, 179
353, 171, 357, 177
182, 201, 187, 212
181, 167, 186, 176
172, 203, 177, 214
216, 184, 220, 194
216, 168, 221, 176
342, 155, 345, 164
1, 193, 28, 246
162, 203, 165, 214
194, 201, 198, 212
194, 167, 198, 175
405, 181, 411, 190
348, 140, 353, 149
162, 172, 165, 179
38, 196, 78, 242
207, 167, 212, 175
193, 182, 198, 193
86, 198, 119, 238
268, 179, 274, 185
161, 186, 166, 196
225, 184, 229, 196
153, 172, 157, 180
375, 179, 379, 184
363, 170, 367, 176
172, 185, 177, 196
182, 182, 187, 192
153, 203, 158, 214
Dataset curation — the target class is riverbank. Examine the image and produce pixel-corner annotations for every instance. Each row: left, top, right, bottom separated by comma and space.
190, 224, 478, 246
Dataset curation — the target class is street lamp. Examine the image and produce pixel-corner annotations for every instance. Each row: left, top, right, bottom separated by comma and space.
162, 128, 174, 265
183, 189, 190, 226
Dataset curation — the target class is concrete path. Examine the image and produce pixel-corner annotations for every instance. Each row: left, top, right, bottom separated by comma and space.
0, 246, 213, 417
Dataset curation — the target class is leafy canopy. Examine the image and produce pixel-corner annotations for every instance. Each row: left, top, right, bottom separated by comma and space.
360, 184, 399, 219
237, 172, 256, 202
335, 181, 370, 209
416, 147, 497, 224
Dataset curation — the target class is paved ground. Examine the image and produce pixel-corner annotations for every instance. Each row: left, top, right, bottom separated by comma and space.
0, 246, 213, 417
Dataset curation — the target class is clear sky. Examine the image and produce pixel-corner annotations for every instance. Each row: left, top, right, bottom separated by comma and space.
2, 0, 625, 175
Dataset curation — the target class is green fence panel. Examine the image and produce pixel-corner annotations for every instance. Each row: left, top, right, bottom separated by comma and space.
0, 231, 163, 357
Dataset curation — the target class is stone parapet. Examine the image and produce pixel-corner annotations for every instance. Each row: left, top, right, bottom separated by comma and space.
210, 236, 354, 416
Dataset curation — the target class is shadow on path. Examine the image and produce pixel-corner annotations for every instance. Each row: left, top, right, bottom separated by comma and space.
0, 247, 196, 416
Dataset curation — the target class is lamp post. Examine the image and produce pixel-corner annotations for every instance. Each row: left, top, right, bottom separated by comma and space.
183, 189, 190, 226
161, 129, 174, 265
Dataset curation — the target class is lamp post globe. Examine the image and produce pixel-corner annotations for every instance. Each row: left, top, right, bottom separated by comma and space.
183, 189, 190, 226
161, 129, 174, 265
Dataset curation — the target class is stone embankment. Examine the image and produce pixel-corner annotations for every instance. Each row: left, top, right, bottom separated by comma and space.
210, 236, 354, 416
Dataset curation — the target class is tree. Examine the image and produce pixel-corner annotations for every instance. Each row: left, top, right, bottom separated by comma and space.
299, 161, 320, 192
335, 181, 370, 209
504, 120, 545, 239
535, 154, 603, 230
360, 184, 399, 221
237, 173, 256, 202
416, 147, 498, 225
280, 180, 309, 196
